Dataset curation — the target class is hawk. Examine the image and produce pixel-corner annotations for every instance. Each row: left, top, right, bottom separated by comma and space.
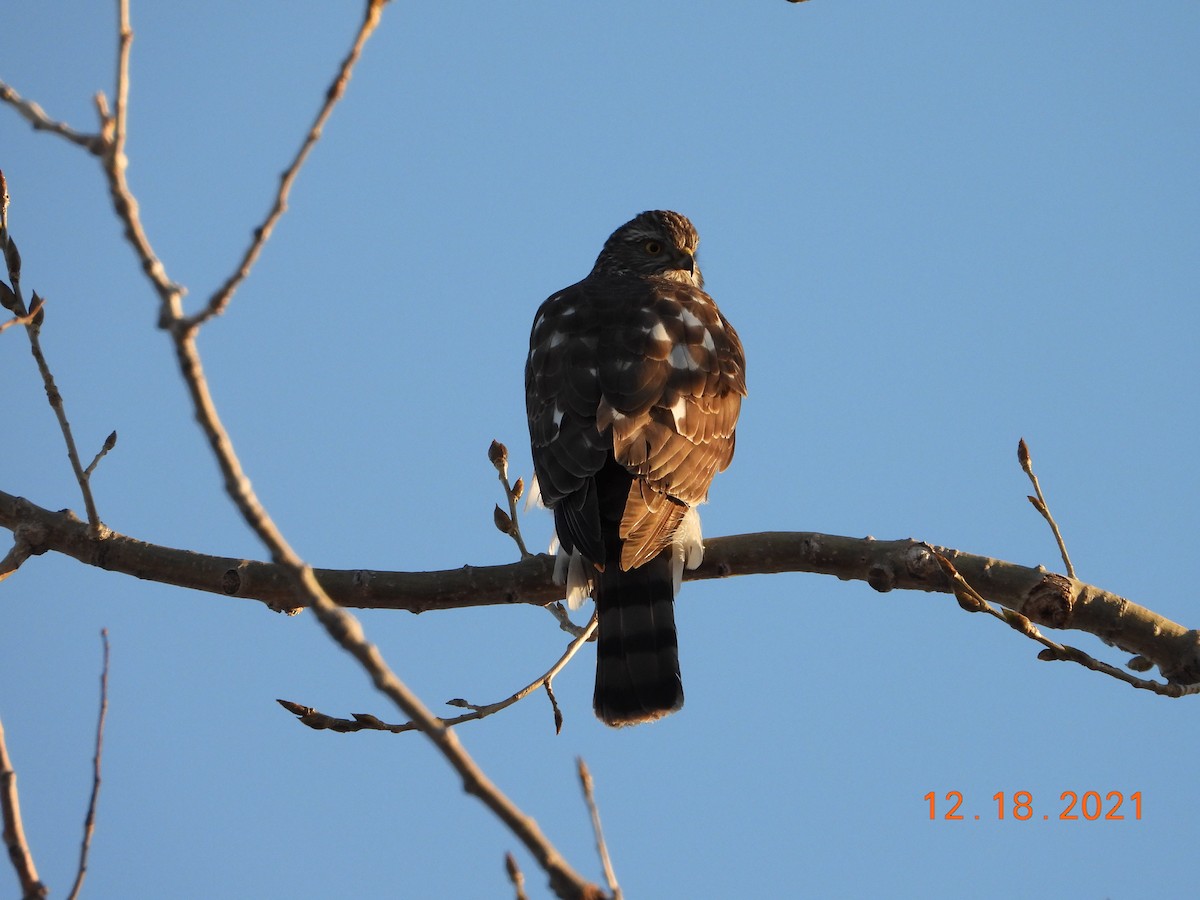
525, 210, 746, 726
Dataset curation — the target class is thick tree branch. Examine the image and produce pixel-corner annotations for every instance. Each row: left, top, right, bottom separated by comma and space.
3, 487, 1198, 689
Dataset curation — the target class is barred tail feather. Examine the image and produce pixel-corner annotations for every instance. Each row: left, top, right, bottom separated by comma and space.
593, 551, 683, 727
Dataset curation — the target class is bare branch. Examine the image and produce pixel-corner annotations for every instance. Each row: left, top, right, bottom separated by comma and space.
289, 567, 603, 897
182, 0, 388, 329
506, 852, 529, 900
83, 431, 119, 478
935, 552, 1196, 696
4, 488, 1197, 689
490, 440, 533, 559
543, 680, 564, 735
0, 540, 34, 586
0, 188, 107, 533
0, 83, 106, 154
1018, 438, 1076, 578
10, 4, 599, 895
0, 717, 48, 900
20, 306, 106, 533
546, 601, 590, 638
100, 4, 186, 324
280, 614, 598, 735
446, 612, 595, 729
0, 295, 44, 335
112, 0, 132, 170
577, 758, 620, 900
67, 629, 110, 900
1, 189, 103, 531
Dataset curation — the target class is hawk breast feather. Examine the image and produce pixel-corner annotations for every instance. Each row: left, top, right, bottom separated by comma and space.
526, 275, 745, 572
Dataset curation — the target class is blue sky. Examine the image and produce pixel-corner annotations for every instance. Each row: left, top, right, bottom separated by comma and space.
2, 2, 1198, 897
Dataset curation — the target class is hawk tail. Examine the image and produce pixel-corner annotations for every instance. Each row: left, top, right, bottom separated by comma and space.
593, 551, 683, 727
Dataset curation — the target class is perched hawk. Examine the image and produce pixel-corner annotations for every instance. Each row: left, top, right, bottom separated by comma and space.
525, 210, 746, 726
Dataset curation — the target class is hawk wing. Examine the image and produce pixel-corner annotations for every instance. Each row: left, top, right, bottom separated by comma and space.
525, 275, 745, 571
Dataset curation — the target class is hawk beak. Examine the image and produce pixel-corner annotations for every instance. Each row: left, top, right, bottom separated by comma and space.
678, 253, 702, 286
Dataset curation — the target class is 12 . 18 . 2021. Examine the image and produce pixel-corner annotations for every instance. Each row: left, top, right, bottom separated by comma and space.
924, 790, 1142, 821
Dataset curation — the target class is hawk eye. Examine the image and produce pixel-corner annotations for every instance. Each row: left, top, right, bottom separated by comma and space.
643, 240, 664, 255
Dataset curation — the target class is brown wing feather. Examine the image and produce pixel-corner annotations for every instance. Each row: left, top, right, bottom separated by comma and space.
602, 283, 746, 568
527, 271, 745, 573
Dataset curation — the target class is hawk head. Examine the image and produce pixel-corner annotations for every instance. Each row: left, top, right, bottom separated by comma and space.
590, 210, 703, 287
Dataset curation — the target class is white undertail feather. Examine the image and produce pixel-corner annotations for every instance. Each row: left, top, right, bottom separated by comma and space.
672, 506, 705, 595
549, 535, 593, 609
524, 473, 543, 512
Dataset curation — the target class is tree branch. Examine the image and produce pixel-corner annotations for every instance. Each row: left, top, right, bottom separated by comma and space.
0, 83, 106, 155
182, 0, 388, 329
2, 4, 604, 896
1018, 437, 1076, 578
1, 183, 109, 535
577, 759, 620, 900
279, 614, 598, 735
0, 717, 48, 900
0, 295, 44, 335
66, 629, 110, 900
3, 487, 1198, 689
505, 852, 529, 900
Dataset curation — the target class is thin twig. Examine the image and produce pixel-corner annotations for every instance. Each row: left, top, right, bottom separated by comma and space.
280, 614, 598, 734
505, 852, 529, 900
96, 0, 186, 325
546, 601, 589, 638
489, 440, 533, 559
83, 432, 119, 478
1017, 438, 1075, 578
112, 0, 131, 171
23, 306, 106, 533
67, 629, 110, 900
577, 758, 620, 900
0, 83, 106, 154
543, 680, 564, 735
0, 295, 43, 334
0, 717, 48, 900
183, 0, 389, 330
0, 187, 106, 533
